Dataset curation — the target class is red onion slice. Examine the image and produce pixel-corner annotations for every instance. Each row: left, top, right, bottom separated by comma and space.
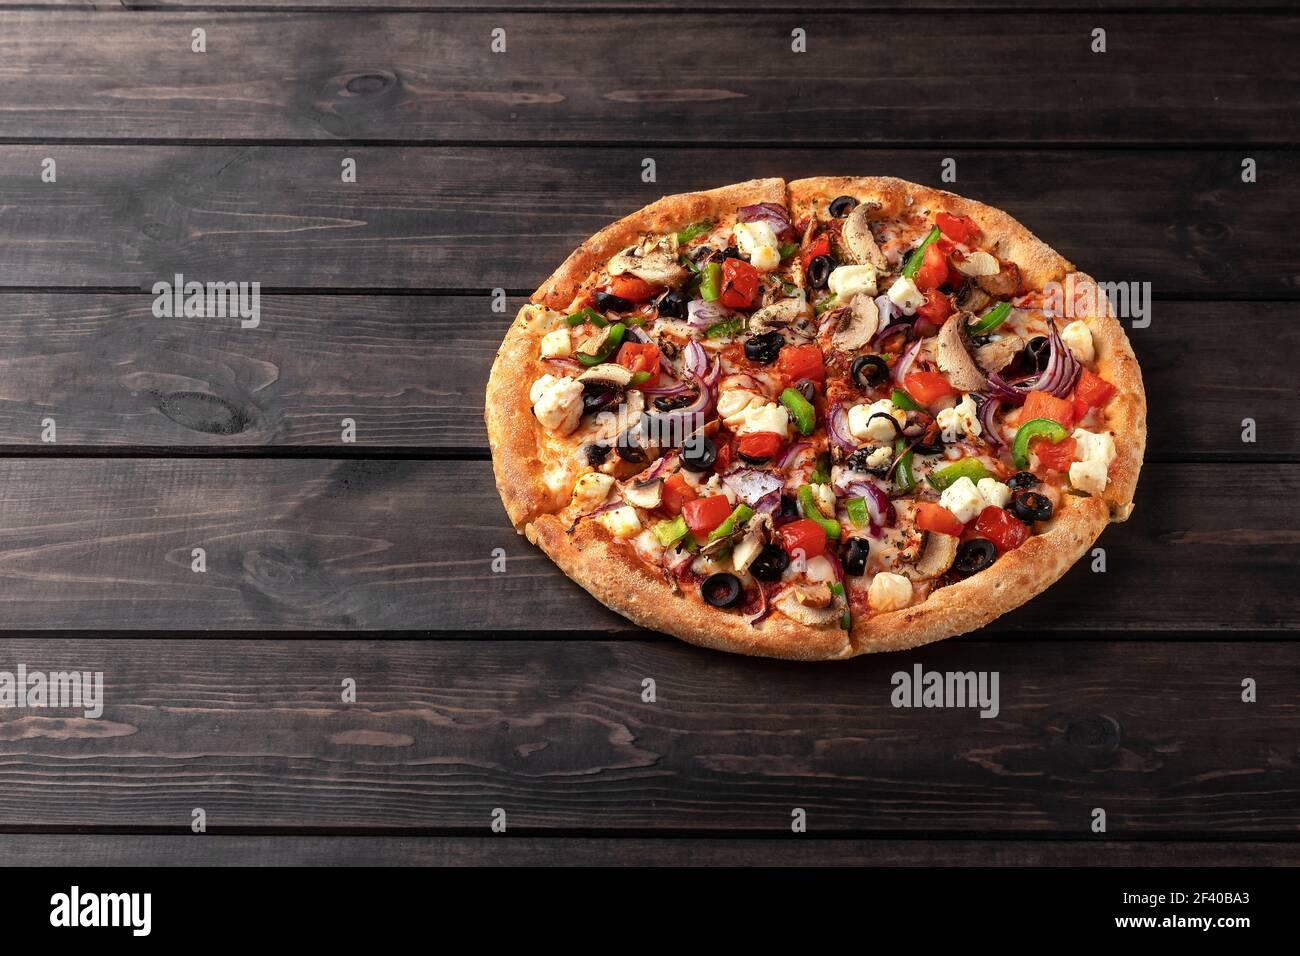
777, 440, 812, 470
752, 489, 782, 516
893, 337, 924, 385
743, 582, 773, 627
827, 402, 857, 453
722, 468, 783, 506
987, 323, 1080, 403
687, 299, 740, 330
737, 202, 796, 242
845, 480, 896, 528
976, 395, 1005, 449
638, 379, 690, 397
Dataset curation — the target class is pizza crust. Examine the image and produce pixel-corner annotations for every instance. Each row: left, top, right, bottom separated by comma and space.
488, 177, 1147, 659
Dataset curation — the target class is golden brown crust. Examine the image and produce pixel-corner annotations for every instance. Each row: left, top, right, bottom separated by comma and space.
531, 178, 787, 311
488, 177, 1147, 660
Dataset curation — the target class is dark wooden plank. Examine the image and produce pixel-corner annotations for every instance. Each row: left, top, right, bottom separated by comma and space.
0, 13, 1293, 143
0, 834, 1293, 867
0, 147, 1292, 297
0, 2, 1252, 9
0, 638, 1292, 831
0, 459, 1290, 631
0, 295, 1292, 460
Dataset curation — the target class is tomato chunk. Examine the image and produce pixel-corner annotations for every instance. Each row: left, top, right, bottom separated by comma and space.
778, 518, 828, 560
682, 495, 734, 537
616, 342, 662, 381
1034, 435, 1077, 472
607, 275, 663, 302
1075, 368, 1117, 408
903, 371, 956, 405
971, 505, 1029, 552
661, 472, 698, 517
917, 289, 954, 325
719, 258, 760, 310
935, 212, 981, 244
1020, 389, 1075, 430
913, 243, 949, 293
914, 501, 966, 537
736, 431, 785, 462
800, 233, 831, 272
778, 343, 826, 386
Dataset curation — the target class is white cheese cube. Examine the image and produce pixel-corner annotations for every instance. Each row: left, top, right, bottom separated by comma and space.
938, 475, 985, 524
1061, 320, 1095, 363
531, 375, 584, 435
539, 327, 572, 358
935, 394, 982, 439
1069, 459, 1109, 496
733, 401, 790, 439
572, 472, 614, 512
811, 482, 837, 518
717, 388, 764, 428
529, 373, 560, 405
827, 264, 878, 299
868, 571, 913, 612
887, 276, 926, 316
733, 220, 781, 272
598, 505, 642, 539
848, 399, 905, 443
865, 446, 893, 470
976, 477, 1011, 510
1071, 428, 1117, 466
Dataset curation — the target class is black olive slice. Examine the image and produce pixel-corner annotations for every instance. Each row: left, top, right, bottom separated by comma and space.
657, 290, 690, 319
1010, 489, 1053, 523
679, 434, 717, 473
807, 254, 836, 290
701, 572, 745, 609
595, 291, 633, 313
851, 355, 890, 389
828, 195, 859, 218
743, 330, 786, 365
749, 545, 790, 582
1006, 471, 1039, 491
842, 537, 870, 576
954, 538, 997, 576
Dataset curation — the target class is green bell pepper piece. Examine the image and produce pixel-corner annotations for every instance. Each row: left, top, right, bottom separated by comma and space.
708, 503, 754, 541
706, 318, 744, 339
630, 370, 653, 385
566, 306, 604, 327
809, 451, 832, 485
1012, 417, 1069, 469
653, 515, 689, 548
778, 241, 798, 262
967, 301, 1012, 336
891, 387, 924, 412
929, 458, 993, 491
780, 387, 817, 436
813, 294, 839, 316
699, 262, 723, 301
676, 219, 713, 245
893, 438, 916, 494
829, 581, 851, 631
901, 226, 942, 279
845, 497, 870, 529
576, 322, 626, 366
797, 485, 841, 541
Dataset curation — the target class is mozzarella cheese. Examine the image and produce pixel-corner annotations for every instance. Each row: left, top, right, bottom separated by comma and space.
847, 399, 905, 443
804, 555, 836, 583
733, 220, 782, 272
539, 327, 571, 358
811, 482, 837, 518
868, 571, 913, 612
717, 388, 765, 428
530, 374, 584, 435
572, 472, 614, 512
976, 477, 1012, 510
827, 264, 878, 299
938, 475, 985, 524
732, 401, 791, 439
865, 446, 893, 470
1068, 426, 1117, 495
598, 505, 642, 539
887, 276, 925, 316
935, 394, 982, 440
1061, 320, 1095, 363
1069, 459, 1109, 496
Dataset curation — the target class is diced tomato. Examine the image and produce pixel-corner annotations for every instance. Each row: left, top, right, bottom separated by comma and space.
661, 473, 698, 517
682, 495, 734, 537
1020, 389, 1075, 430
1072, 396, 1091, 424
914, 501, 967, 537
1075, 368, 1117, 408
1034, 435, 1077, 472
713, 438, 734, 474
607, 274, 663, 302
917, 289, 955, 324
778, 343, 826, 386
971, 506, 1029, 552
736, 431, 785, 462
719, 258, 760, 310
778, 518, 828, 561
935, 212, 981, 245
616, 342, 662, 381
913, 243, 949, 293
800, 233, 831, 272
902, 371, 956, 405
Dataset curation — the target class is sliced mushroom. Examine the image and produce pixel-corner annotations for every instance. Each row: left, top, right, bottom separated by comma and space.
749, 296, 810, 335
578, 363, 635, 388
577, 325, 613, 358
732, 513, 772, 574
953, 250, 999, 278
623, 477, 663, 509
840, 203, 888, 271
902, 532, 959, 581
608, 235, 688, 287
830, 294, 881, 352
954, 281, 992, 314
977, 261, 1021, 298
935, 313, 988, 392
594, 388, 644, 441
974, 335, 1023, 374
774, 586, 841, 626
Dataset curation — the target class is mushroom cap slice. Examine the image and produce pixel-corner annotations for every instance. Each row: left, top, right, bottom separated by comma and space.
830, 294, 881, 352
623, 477, 663, 509
750, 296, 811, 335
773, 587, 842, 626
974, 336, 1023, 374
976, 261, 1021, 298
902, 532, 960, 581
578, 363, 635, 388
935, 313, 988, 393
608, 235, 689, 288
840, 203, 888, 271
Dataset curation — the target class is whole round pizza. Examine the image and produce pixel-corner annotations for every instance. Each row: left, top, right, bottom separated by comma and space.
486, 177, 1146, 659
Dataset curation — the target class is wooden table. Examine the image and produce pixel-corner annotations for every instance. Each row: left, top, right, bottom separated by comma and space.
0, 1, 1295, 866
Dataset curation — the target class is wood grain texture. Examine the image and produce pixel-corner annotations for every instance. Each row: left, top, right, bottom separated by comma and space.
0, 638, 1292, 832
0, 2, 1250, 9
0, 146, 1292, 297
0, 13, 1293, 143
0, 459, 1290, 631
0, 834, 1292, 867
0, 295, 1292, 459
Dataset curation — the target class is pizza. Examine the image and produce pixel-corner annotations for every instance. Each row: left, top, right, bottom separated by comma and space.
486, 177, 1145, 659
